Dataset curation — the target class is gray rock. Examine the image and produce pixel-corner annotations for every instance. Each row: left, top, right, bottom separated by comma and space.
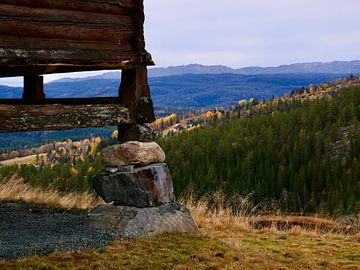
106, 167, 119, 173
105, 165, 135, 174
101, 141, 166, 167
118, 124, 157, 142
93, 163, 175, 207
86, 203, 199, 239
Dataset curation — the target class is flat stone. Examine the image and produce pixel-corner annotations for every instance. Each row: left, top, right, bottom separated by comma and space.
101, 141, 165, 167
93, 163, 175, 207
86, 203, 199, 239
105, 165, 135, 174
118, 124, 157, 142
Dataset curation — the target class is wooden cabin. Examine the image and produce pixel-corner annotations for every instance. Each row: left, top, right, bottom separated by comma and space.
0, 0, 155, 134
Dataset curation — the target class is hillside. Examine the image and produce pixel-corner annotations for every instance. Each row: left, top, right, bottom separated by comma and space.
0, 79, 359, 269
159, 84, 360, 215
1, 79, 359, 215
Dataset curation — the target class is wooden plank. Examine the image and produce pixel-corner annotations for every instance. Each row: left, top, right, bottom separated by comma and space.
0, 0, 136, 15
0, 35, 134, 52
0, 97, 123, 105
0, 21, 134, 42
0, 61, 153, 77
0, 48, 135, 64
0, 4, 133, 26
0, 103, 132, 133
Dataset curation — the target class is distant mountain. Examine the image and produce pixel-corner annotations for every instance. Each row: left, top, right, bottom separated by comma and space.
45, 60, 360, 84
235, 60, 360, 75
148, 61, 360, 77
0, 73, 347, 108
148, 64, 234, 77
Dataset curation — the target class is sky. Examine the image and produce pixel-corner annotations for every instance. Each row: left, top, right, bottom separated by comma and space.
1, 0, 359, 86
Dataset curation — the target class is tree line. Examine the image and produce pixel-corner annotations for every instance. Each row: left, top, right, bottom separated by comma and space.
159, 86, 360, 215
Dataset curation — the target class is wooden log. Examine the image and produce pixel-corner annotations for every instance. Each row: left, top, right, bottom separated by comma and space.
0, 35, 134, 52
0, 61, 153, 77
0, 97, 123, 105
0, 102, 132, 133
0, 21, 134, 43
0, 48, 135, 63
0, 0, 136, 14
0, 4, 134, 26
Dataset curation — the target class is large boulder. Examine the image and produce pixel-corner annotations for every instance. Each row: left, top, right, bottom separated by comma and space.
101, 141, 165, 167
86, 203, 199, 239
93, 163, 175, 207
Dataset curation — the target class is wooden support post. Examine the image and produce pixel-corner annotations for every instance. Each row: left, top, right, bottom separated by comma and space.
118, 67, 156, 142
119, 67, 155, 123
22, 75, 45, 100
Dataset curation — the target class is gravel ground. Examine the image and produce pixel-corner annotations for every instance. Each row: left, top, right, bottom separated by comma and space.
0, 202, 115, 260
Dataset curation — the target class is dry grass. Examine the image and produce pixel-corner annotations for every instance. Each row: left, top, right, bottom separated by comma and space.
181, 191, 360, 236
0, 154, 47, 166
0, 182, 359, 269
0, 178, 102, 209
0, 179, 358, 234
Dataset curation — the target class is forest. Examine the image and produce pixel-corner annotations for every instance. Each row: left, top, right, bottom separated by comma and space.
0, 85, 359, 216
159, 85, 360, 215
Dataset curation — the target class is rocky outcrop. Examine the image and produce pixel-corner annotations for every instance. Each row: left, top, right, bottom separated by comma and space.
93, 163, 175, 207
101, 141, 165, 167
86, 203, 198, 239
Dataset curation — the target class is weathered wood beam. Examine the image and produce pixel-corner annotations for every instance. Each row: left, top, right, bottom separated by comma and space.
0, 97, 123, 105
0, 0, 136, 14
119, 67, 155, 123
0, 4, 134, 28
0, 62, 152, 77
0, 35, 134, 52
22, 75, 45, 100
0, 49, 135, 64
0, 16, 134, 42
0, 102, 132, 133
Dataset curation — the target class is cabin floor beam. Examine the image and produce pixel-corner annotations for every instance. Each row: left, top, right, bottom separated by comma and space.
0, 101, 132, 133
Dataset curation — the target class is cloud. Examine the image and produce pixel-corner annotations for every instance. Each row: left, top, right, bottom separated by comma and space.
145, 0, 360, 67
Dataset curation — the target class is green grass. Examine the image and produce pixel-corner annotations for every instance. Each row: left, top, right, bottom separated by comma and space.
1, 228, 359, 270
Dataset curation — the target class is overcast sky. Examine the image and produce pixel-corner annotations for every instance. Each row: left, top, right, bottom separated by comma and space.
1, 0, 359, 86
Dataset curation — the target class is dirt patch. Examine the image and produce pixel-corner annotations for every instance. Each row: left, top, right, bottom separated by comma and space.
0, 202, 114, 260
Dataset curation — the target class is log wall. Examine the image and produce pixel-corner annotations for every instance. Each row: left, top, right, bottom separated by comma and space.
0, 0, 153, 77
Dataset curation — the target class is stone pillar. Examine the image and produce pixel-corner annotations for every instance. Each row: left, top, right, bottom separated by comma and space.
87, 139, 198, 239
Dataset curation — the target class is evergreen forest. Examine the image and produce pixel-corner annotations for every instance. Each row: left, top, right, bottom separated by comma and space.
159, 86, 360, 215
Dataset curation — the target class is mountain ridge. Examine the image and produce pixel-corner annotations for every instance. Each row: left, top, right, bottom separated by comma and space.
0, 73, 347, 108
47, 60, 360, 83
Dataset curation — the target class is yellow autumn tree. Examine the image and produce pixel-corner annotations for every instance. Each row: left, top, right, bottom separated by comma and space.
206, 111, 214, 119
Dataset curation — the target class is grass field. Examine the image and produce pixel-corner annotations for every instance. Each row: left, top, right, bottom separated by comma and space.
0, 224, 359, 269
0, 180, 359, 270
0, 154, 47, 166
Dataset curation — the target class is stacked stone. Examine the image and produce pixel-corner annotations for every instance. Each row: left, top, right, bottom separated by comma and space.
87, 125, 198, 239
94, 141, 174, 208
